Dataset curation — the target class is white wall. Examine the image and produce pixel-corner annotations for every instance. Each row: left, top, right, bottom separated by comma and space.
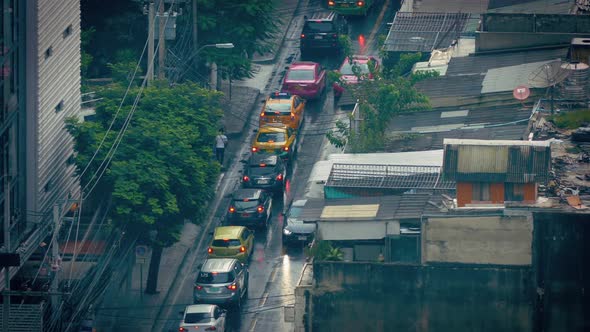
318, 220, 400, 240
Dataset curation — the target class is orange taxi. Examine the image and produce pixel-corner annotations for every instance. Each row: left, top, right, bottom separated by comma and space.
259, 92, 305, 131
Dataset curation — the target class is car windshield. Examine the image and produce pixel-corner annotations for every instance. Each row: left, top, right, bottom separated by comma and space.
340, 62, 370, 75
286, 69, 315, 81
196, 271, 233, 284
305, 22, 334, 32
184, 312, 212, 324
288, 206, 303, 218
257, 132, 286, 143
264, 103, 292, 115
249, 165, 276, 176
234, 200, 260, 209
212, 239, 241, 247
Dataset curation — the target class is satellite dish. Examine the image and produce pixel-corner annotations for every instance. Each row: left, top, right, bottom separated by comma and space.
528, 60, 570, 88
528, 60, 571, 113
513, 85, 530, 101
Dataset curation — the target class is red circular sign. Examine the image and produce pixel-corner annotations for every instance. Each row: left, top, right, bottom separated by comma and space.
513, 85, 530, 100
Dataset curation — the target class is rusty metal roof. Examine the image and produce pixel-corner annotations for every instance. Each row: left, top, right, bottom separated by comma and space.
442, 139, 552, 183
325, 163, 456, 190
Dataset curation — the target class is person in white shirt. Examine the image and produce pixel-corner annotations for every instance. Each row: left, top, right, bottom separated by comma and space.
215, 128, 228, 165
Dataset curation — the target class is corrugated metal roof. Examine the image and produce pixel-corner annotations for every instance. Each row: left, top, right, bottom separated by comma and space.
414, 74, 484, 98
300, 194, 444, 222
325, 164, 455, 190
445, 47, 568, 76
487, 0, 574, 14
414, 0, 491, 13
383, 12, 478, 52
481, 60, 559, 93
442, 139, 552, 183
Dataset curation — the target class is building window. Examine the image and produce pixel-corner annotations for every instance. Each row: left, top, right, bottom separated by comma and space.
55, 100, 64, 113
505, 183, 525, 201
63, 24, 73, 38
44, 46, 53, 60
472, 182, 490, 201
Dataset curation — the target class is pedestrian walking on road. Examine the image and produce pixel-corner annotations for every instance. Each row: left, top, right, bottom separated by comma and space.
215, 128, 228, 165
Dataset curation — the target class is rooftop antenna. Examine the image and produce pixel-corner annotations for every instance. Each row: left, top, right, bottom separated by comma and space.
528, 60, 570, 114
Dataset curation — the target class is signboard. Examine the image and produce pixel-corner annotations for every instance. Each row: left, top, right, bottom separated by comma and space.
135, 245, 149, 260
513, 85, 530, 101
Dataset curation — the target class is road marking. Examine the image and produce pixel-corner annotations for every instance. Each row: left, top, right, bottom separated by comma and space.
248, 258, 283, 332
366, 0, 391, 52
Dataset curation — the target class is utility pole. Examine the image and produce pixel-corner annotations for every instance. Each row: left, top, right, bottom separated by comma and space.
192, 0, 198, 52
3, 173, 11, 332
147, 1, 155, 84
50, 204, 62, 321
210, 62, 218, 91
157, 0, 166, 79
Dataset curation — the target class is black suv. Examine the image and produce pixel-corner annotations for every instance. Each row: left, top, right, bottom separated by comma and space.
300, 11, 349, 57
226, 188, 273, 229
241, 154, 287, 193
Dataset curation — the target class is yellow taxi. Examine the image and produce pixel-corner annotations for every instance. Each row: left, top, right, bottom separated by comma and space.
207, 226, 254, 264
259, 92, 305, 131
251, 124, 298, 161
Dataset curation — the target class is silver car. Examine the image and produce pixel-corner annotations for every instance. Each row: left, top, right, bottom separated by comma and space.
179, 304, 226, 332
282, 199, 316, 246
193, 258, 249, 308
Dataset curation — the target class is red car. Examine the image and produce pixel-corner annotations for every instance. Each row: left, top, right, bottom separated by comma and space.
333, 55, 379, 97
281, 62, 326, 100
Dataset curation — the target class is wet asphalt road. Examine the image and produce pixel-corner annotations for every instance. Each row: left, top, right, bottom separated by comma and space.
157, 0, 398, 331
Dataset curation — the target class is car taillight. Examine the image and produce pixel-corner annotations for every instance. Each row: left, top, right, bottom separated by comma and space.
283, 146, 289, 152
205, 326, 217, 331
290, 112, 295, 120
242, 175, 250, 182
357, 0, 365, 6
207, 247, 213, 254
227, 283, 238, 291
257, 206, 264, 213
276, 173, 283, 181
179, 327, 185, 332
300, 33, 305, 38
251, 147, 258, 152
239, 246, 246, 253
195, 285, 203, 291
260, 112, 265, 117
328, 0, 335, 5
229, 206, 236, 213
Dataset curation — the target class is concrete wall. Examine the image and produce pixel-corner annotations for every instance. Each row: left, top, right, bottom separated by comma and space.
312, 262, 532, 332
423, 215, 532, 265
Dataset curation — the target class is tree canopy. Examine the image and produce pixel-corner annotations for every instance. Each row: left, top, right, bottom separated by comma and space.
66, 80, 222, 245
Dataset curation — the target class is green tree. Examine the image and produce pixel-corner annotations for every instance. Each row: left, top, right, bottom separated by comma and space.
66, 79, 223, 293
195, 0, 278, 79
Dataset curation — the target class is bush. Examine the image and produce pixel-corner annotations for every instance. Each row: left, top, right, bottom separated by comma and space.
549, 110, 590, 129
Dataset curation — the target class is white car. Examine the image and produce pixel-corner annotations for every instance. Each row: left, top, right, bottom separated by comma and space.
179, 304, 226, 331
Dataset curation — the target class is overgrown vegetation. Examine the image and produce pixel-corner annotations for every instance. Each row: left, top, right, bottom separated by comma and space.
549, 110, 590, 129
306, 240, 344, 261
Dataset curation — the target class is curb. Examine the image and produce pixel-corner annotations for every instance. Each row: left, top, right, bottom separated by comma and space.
251, 0, 304, 65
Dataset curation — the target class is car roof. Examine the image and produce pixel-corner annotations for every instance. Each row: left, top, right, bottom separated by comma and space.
213, 226, 246, 239
184, 304, 215, 314
232, 188, 263, 200
292, 199, 308, 207
305, 11, 336, 21
289, 62, 318, 70
258, 124, 289, 133
249, 154, 279, 166
200, 258, 238, 273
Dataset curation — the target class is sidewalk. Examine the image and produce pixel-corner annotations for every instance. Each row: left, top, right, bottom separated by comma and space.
93, 1, 301, 331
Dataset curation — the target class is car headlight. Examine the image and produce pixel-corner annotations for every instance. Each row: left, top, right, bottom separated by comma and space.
283, 228, 292, 236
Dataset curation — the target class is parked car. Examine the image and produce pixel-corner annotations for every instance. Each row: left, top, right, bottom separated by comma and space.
251, 124, 298, 162
333, 55, 379, 97
207, 226, 255, 263
300, 11, 349, 57
281, 62, 326, 100
179, 304, 226, 331
282, 199, 316, 246
259, 92, 306, 131
226, 189, 273, 229
242, 154, 287, 193
193, 258, 249, 308
327, 0, 377, 16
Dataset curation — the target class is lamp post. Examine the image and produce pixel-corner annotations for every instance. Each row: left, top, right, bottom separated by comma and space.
177, 43, 234, 86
